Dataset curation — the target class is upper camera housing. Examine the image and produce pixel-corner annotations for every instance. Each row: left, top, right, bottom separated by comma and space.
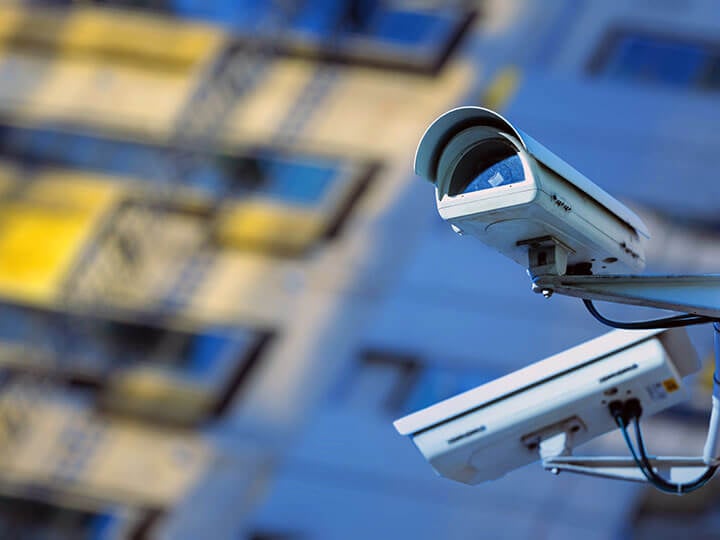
415, 107, 649, 276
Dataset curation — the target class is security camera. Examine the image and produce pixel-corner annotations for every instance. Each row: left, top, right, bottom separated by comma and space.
415, 107, 649, 276
393, 327, 699, 485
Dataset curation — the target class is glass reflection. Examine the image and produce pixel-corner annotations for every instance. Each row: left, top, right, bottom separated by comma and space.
461, 154, 525, 194
448, 139, 525, 196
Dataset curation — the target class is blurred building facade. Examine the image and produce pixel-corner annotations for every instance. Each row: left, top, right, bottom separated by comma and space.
0, 1, 718, 539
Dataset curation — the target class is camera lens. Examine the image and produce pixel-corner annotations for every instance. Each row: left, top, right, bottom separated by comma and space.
448, 139, 525, 196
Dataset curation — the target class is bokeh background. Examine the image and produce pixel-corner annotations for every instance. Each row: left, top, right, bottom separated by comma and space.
0, 0, 719, 538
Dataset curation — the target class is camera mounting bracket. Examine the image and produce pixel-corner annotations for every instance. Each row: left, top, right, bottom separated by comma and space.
530, 275, 720, 488
520, 236, 573, 278
531, 274, 720, 318
541, 455, 710, 485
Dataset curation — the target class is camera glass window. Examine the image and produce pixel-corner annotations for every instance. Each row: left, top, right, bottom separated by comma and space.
448, 139, 525, 196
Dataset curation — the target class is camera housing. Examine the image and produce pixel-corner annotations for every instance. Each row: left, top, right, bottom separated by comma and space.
393, 328, 698, 485
415, 107, 649, 276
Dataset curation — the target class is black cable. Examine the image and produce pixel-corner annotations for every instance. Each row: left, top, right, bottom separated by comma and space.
583, 299, 715, 330
613, 414, 656, 483
611, 406, 717, 494
632, 416, 717, 494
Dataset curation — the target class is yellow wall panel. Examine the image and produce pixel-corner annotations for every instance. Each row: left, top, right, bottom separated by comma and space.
64, 8, 224, 70
26, 171, 120, 211
103, 367, 214, 425
0, 174, 119, 305
0, 6, 223, 70
0, 207, 89, 302
0, 7, 23, 40
0, 6, 70, 48
217, 200, 325, 255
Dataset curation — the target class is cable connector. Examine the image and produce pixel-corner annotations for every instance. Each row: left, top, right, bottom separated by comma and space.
608, 400, 625, 425
608, 398, 643, 427
624, 398, 642, 420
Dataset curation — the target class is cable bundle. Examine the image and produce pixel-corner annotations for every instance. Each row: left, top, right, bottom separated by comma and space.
610, 399, 717, 494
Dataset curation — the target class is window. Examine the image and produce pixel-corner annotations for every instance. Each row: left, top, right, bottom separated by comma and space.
285, 3, 477, 74
340, 350, 500, 415
63, 0, 282, 29
0, 494, 154, 540
339, 351, 422, 413
589, 29, 720, 91
0, 123, 376, 256
0, 124, 343, 201
42, 0, 475, 74
403, 365, 498, 414
291, 1, 463, 48
0, 303, 273, 426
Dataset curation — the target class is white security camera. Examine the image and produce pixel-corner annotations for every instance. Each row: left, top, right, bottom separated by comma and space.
394, 328, 698, 485
415, 107, 649, 276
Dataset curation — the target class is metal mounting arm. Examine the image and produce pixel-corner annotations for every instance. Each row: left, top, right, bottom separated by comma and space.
532, 274, 720, 319
542, 455, 710, 484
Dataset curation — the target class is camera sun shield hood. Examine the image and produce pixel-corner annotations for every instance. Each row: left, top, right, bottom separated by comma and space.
415, 106, 649, 239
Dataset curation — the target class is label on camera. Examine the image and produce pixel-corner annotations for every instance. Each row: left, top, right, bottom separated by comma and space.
646, 382, 667, 401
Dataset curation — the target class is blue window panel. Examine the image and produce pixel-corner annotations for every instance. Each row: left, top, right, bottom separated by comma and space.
403, 366, 498, 414
290, 3, 457, 49
0, 126, 149, 180
0, 127, 30, 163
60, 134, 92, 169
0, 124, 344, 205
24, 130, 58, 161
0, 306, 92, 365
364, 10, 450, 48
186, 333, 229, 375
187, 163, 228, 194
185, 330, 254, 377
0, 305, 255, 377
170, 0, 273, 30
39, 0, 466, 59
101, 140, 151, 179
603, 35, 709, 87
49, 0, 274, 31
256, 157, 340, 206
95, 319, 258, 379
0, 125, 192, 187
292, 0, 350, 37
181, 329, 257, 379
89, 513, 119, 540
26, 129, 89, 170
56, 133, 85, 167
0, 305, 34, 344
